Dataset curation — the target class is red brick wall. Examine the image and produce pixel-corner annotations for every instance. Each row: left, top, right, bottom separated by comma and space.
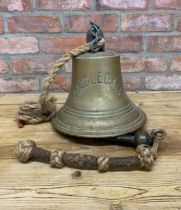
0, 0, 181, 93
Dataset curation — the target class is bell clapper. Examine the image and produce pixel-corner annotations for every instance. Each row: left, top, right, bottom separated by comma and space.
113, 131, 153, 147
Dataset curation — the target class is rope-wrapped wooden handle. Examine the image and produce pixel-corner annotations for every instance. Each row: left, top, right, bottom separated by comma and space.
15, 129, 166, 173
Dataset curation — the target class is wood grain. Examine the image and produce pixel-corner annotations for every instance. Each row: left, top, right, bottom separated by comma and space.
0, 91, 181, 210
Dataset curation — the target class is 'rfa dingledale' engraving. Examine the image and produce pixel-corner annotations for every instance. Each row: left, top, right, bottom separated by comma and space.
73, 72, 122, 97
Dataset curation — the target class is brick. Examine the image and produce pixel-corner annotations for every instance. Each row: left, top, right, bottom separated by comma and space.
171, 56, 181, 72
121, 14, 173, 32
8, 16, 61, 33
123, 76, 141, 90
0, 17, 3, 34
37, 0, 90, 10
148, 36, 181, 52
50, 74, 72, 91
121, 56, 167, 72
0, 37, 39, 54
97, 0, 147, 10
0, 59, 8, 74
145, 75, 181, 90
43, 36, 85, 54
64, 14, 117, 32
106, 36, 142, 52
0, 78, 39, 93
152, 0, 181, 9
177, 16, 181, 31
12, 58, 57, 74
0, 0, 31, 11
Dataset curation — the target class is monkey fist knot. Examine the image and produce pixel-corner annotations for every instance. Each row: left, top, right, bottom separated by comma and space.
136, 144, 154, 170
50, 150, 65, 168
15, 140, 35, 163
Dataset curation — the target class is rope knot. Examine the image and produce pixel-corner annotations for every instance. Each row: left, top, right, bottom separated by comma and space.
50, 150, 65, 168
97, 156, 110, 173
136, 144, 154, 170
39, 96, 57, 114
15, 140, 35, 163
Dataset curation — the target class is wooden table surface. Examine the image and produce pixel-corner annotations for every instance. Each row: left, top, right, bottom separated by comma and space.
0, 91, 181, 210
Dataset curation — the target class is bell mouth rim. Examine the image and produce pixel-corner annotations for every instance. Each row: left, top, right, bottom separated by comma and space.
51, 110, 146, 139
76, 51, 119, 59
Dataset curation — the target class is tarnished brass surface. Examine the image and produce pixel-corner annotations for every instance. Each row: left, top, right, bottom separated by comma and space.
51, 52, 146, 138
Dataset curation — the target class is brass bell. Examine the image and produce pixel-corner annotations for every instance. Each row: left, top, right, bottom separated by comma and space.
51, 51, 146, 138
